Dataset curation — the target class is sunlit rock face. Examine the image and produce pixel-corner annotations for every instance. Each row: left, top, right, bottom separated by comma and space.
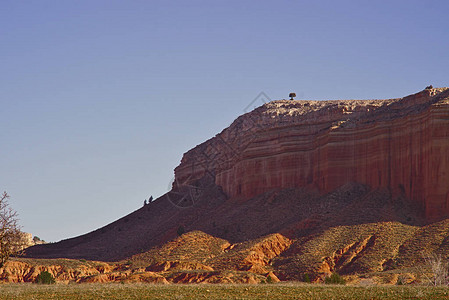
174, 88, 449, 221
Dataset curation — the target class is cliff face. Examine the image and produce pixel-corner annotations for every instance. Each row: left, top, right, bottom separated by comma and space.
175, 88, 449, 221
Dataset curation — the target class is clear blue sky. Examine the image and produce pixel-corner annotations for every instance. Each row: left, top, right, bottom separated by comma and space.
1, 0, 448, 242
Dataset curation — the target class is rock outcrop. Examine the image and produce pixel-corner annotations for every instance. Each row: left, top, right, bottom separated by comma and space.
18, 233, 46, 250
175, 88, 449, 221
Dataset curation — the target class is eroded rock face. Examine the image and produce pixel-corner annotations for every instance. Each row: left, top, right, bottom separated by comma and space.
0, 259, 115, 283
175, 88, 449, 221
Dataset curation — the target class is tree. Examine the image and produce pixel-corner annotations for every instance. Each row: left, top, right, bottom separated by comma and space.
177, 225, 185, 236
0, 192, 25, 268
423, 253, 449, 286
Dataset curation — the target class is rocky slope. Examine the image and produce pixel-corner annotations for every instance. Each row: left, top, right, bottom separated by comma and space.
7, 221, 449, 284
20, 87, 449, 284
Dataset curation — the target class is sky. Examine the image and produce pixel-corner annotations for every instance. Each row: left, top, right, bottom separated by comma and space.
1, 0, 448, 242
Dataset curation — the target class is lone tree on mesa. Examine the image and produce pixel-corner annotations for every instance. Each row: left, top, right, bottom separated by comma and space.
0, 191, 25, 268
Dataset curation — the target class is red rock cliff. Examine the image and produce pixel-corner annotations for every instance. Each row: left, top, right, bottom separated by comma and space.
174, 88, 449, 221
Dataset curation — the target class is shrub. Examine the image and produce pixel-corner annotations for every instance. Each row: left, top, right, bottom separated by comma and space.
324, 273, 345, 285
177, 225, 185, 236
35, 271, 56, 284
303, 273, 311, 283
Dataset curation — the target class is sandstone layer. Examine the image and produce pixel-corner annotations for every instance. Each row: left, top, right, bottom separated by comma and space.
175, 88, 449, 221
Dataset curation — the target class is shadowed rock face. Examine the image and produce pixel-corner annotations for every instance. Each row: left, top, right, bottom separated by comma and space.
175, 88, 449, 221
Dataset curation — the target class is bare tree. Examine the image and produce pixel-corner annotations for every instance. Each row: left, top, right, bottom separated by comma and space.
0, 192, 25, 268
420, 253, 449, 286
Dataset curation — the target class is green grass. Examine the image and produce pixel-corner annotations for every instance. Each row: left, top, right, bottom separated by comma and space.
0, 283, 449, 299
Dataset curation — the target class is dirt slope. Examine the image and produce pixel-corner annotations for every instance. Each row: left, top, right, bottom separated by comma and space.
18, 182, 448, 283
24, 181, 421, 261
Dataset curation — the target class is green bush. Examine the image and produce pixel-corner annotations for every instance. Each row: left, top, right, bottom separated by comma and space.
35, 271, 56, 284
303, 273, 311, 283
324, 273, 345, 285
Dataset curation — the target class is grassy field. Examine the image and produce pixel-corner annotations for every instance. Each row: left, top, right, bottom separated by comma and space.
1, 283, 449, 300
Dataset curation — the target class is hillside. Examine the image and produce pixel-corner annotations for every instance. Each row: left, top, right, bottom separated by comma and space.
8, 219, 449, 283
18, 87, 449, 283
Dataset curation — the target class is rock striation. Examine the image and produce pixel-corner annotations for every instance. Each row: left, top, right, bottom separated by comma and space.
175, 88, 449, 221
